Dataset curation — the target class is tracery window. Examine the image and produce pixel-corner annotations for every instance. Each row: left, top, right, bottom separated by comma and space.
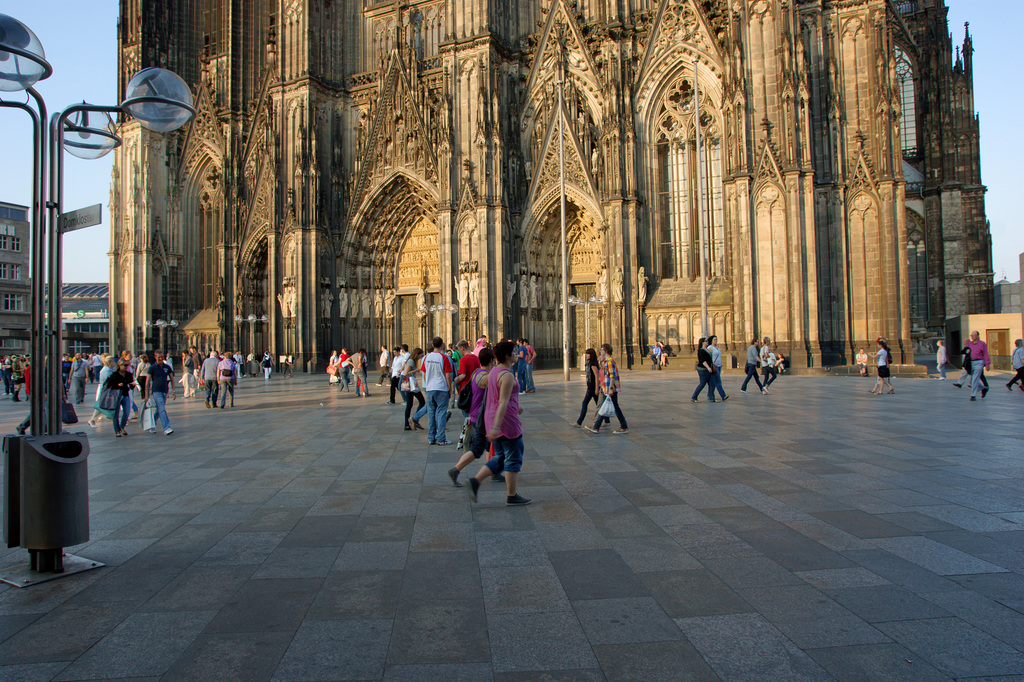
907, 229, 928, 323
654, 78, 725, 281
895, 46, 918, 157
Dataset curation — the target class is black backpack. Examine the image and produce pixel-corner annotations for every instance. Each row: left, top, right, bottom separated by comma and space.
457, 377, 474, 412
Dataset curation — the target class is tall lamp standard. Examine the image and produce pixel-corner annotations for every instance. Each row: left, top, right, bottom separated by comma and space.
557, 35, 570, 382
0, 12, 195, 581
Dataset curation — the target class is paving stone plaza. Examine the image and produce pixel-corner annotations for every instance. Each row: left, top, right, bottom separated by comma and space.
1, 369, 1023, 681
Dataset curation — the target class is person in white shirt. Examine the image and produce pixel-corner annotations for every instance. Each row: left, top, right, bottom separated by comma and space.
759, 336, 778, 388
389, 345, 408, 404
377, 345, 391, 386
420, 337, 454, 445
1007, 339, 1024, 392
935, 340, 948, 380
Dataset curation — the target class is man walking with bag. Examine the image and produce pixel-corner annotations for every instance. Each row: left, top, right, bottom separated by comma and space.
583, 344, 629, 434
145, 350, 176, 434
201, 349, 220, 408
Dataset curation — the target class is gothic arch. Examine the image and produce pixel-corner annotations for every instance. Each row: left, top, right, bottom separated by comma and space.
344, 171, 439, 289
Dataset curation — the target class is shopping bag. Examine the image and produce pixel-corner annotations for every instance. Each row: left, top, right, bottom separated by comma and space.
61, 400, 79, 424
141, 400, 156, 431
598, 395, 616, 418
98, 388, 120, 411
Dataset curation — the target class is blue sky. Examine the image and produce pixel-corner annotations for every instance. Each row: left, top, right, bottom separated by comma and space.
0, 1, 1020, 284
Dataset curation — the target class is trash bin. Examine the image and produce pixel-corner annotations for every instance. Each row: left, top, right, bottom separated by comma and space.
17, 433, 90, 550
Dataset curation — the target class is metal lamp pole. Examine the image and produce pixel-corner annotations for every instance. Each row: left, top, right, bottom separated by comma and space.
692, 57, 709, 338
558, 51, 570, 381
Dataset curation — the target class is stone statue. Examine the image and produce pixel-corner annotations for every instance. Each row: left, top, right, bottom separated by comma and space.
374, 289, 384, 319
504, 275, 516, 308
543, 275, 555, 305
519, 273, 530, 309
337, 287, 349, 317
469, 272, 480, 309
321, 288, 333, 318
384, 289, 396, 320
598, 267, 609, 301
637, 266, 648, 305
529, 275, 540, 309
276, 279, 296, 319
415, 286, 427, 318
456, 273, 470, 309
360, 290, 372, 318
612, 267, 624, 304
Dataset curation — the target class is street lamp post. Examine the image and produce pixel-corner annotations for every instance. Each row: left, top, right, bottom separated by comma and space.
557, 38, 570, 382
0, 12, 195, 582
691, 57, 709, 338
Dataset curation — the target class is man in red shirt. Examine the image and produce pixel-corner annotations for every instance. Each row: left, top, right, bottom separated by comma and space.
338, 348, 352, 392
454, 339, 480, 396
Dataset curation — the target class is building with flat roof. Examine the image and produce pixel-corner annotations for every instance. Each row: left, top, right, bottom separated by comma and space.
0, 201, 30, 356
61, 283, 110, 356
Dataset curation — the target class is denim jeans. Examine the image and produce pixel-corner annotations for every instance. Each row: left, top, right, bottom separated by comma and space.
205, 377, 219, 405
762, 365, 777, 387
521, 364, 535, 391
741, 363, 763, 391
593, 391, 627, 430
692, 369, 711, 401
485, 435, 524, 474
426, 390, 450, 443
576, 386, 605, 425
707, 369, 726, 400
113, 394, 131, 434
151, 391, 171, 430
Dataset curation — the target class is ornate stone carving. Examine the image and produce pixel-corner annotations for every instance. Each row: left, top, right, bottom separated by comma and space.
612, 267, 624, 304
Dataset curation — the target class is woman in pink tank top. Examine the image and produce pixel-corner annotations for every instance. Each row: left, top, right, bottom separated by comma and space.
465, 341, 531, 506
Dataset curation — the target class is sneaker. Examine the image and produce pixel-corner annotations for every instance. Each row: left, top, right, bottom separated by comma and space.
436, 440, 452, 446
386, 400, 395, 404
493, 474, 506, 483
164, 428, 174, 435
761, 388, 770, 394
613, 428, 630, 434
740, 389, 748, 394
953, 383, 962, 388
519, 391, 525, 395
570, 422, 581, 428
408, 418, 416, 430
722, 395, 729, 402
970, 396, 977, 401
506, 494, 532, 506
448, 467, 463, 487
582, 425, 599, 434
982, 388, 989, 399
467, 477, 480, 503
691, 399, 699, 403
1008, 384, 1014, 391
205, 401, 211, 408
413, 421, 424, 431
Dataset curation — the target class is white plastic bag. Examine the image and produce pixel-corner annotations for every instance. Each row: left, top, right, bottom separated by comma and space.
141, 400, 156, 431
598, 395, 615, 418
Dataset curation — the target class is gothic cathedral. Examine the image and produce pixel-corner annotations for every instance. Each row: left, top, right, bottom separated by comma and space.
110, 0, 992, 368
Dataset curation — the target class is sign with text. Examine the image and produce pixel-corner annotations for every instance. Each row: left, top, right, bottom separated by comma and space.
59, 204, 102, 233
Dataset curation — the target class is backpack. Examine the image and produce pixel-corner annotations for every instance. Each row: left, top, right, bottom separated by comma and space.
457, 378, 474, 412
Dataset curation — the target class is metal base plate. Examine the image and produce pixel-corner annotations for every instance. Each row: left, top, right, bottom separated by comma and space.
0, 554, 105, 587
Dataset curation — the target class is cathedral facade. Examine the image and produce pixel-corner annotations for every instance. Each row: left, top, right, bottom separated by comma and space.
110, 0, 992, 369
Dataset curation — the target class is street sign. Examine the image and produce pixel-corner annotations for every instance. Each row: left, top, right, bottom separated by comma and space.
59, 204, 102, 233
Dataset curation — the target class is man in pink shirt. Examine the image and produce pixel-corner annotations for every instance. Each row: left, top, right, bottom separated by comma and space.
966, 331, 990, 401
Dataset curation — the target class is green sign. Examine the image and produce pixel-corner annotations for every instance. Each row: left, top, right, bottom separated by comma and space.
76, 310, 85, 319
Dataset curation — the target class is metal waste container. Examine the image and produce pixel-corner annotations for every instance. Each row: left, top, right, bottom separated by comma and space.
13, 433, 90, 550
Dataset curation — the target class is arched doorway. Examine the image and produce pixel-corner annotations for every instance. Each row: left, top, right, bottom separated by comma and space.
522, 197, 604, 366
344, 173, 440, 351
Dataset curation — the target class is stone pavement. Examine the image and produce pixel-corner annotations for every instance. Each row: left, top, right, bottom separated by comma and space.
1, 368, 1023, 681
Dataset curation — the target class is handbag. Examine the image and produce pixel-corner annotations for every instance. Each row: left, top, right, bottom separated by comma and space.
598, 394, 616, 418
61, 400, 79, 424
98, 388, 120, 411
141, 400, 156, 431
457, 379, 474, 412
